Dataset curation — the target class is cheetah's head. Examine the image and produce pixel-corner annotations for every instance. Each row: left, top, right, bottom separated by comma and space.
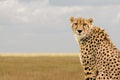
70, 17, 93, 42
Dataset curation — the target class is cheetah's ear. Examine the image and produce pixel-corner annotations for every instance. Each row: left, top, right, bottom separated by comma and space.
88, 18, 93, 24
70, 16, 74, 22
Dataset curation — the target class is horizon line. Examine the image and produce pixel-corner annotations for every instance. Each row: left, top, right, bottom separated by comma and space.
0, 53, 80, 57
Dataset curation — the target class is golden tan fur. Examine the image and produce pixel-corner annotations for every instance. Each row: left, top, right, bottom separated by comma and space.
70, 17, 120, 80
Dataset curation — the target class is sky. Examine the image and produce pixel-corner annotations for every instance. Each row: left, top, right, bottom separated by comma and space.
0, 0, 120, 53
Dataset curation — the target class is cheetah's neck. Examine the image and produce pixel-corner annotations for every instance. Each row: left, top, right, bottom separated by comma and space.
79, 26, 116, 49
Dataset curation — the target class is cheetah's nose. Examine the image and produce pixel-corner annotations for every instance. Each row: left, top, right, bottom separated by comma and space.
77, 30, 82, 33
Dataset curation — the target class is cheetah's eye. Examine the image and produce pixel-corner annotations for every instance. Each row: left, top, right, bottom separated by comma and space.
83, 23, 87, 26
74, 23, 78, 26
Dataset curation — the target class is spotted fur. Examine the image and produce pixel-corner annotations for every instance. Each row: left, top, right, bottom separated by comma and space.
70, 17, 120, 80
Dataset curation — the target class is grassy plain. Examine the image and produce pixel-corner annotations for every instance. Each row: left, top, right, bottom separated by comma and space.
0, 53, 84, 80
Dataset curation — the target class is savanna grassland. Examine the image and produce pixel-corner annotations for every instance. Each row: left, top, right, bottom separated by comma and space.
0, 53, 84, 80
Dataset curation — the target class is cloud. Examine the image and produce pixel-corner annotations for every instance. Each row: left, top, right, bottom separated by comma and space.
50, 0, 120, 6
0, 0, 79, 52
0, 0, 83, 26
0, 0, 120, 52
0, 0, 120, 27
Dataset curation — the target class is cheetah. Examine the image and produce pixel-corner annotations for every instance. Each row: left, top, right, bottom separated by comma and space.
70, 17, 120, 80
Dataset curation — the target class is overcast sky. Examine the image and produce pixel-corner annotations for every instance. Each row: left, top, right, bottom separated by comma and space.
0, 0, 120, 53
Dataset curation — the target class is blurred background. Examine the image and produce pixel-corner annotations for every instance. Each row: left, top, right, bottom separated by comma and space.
0, 0, 120, 53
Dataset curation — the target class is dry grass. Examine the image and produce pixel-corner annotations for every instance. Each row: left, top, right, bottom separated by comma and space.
0, 53, 84, 80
